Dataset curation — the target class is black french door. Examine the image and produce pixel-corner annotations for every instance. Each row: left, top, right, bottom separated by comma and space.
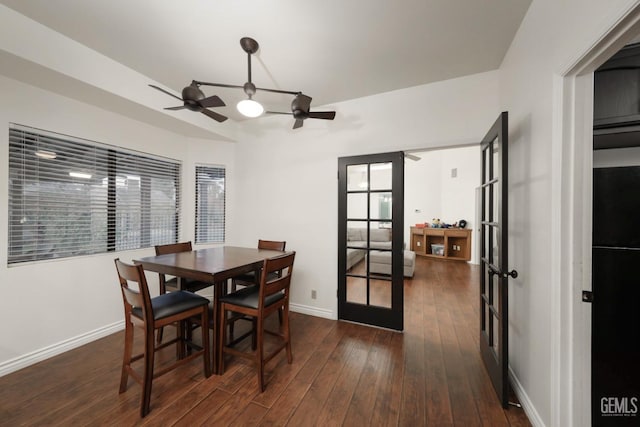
338, 152, 404, 331
479, 112, 518, 408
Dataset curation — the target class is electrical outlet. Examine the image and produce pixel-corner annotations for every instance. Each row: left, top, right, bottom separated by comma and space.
311, 290, 317, 299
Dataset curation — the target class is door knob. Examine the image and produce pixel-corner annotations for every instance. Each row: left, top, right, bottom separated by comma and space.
503, 269, 518, 279
489, 265, 518, 279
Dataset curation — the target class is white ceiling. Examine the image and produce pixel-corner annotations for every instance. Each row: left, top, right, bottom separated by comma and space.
0, 0, 531, 138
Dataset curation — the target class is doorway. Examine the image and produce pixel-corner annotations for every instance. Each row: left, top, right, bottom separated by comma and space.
557, 5, 640, 426
590, 45, 640, 426
404, 144, 481, 265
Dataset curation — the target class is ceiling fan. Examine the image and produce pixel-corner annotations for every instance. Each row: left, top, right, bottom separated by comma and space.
149, 82, 228, 122
267, 93, 336, 129
150, 37, 336, 129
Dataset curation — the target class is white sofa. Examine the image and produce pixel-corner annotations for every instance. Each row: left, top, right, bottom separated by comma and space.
346, 228, 416, 277
346, 227, 391, 270
369, 250, 416, 277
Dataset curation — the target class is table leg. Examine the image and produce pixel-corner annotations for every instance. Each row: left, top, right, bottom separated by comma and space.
212, 280, 223, 374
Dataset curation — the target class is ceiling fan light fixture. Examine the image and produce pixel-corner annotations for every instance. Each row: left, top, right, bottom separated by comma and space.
237, 98, 264, 118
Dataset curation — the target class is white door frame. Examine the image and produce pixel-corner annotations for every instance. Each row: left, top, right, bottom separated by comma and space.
553, 2, 640, 426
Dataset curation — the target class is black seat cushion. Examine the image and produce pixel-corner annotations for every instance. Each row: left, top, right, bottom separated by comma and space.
164, 277, 211, 292
233, 271, 280, 286
219, 285, 284, 309
132, 291, 209, 321
233, 271, 256, 283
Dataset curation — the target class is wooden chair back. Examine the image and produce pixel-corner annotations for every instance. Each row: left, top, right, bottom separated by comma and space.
114, 259, 152, 321
154, 241, 194, 292
155, 241, 193, 256
258, 239, 286, 251
258, 252, 295, 310
152, 241, 209, 344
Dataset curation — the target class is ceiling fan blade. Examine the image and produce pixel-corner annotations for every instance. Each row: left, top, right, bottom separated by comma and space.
201, 108, 228, 123
293, 119, 304, 129
293, 94, 312, 113
149, 84, 183, 102
164, 105, 187, 110
198, 95, 226, 108
308, 111, 336, 120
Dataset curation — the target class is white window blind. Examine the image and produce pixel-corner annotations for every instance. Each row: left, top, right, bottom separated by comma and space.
195, 165, 225, 244
8, 124, 181, 264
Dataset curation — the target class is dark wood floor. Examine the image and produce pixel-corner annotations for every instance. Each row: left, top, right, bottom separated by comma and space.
0, 257, 531, 426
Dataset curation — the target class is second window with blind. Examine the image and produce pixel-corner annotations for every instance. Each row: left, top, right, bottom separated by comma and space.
195, 165, 226, 244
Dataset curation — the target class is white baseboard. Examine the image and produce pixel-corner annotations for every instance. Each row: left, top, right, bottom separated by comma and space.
0, 321, 124, 377
290, 303, 335, 320
0, 305, 334, 378
510, 365, 546, 427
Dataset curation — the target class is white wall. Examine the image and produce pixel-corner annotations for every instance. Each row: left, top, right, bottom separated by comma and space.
404, 145, 480, 263
0, 74, 236, 371
405, 153, 442, 230
231, 71, 499, 318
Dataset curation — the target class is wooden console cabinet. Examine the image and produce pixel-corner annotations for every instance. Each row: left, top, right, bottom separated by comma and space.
410, 226, 472, 261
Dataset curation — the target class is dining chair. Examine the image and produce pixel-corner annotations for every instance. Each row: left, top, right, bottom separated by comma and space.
218, 252, 295, 392
114, 259, 211, 417
155, 241, 211, 343
155, 241, 212, 294
228, 239, 286, 343
230, 239, 287, 290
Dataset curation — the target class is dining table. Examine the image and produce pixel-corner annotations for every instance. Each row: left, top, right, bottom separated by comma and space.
134, 245, 288, 374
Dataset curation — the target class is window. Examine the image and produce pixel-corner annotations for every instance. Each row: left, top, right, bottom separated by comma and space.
8, 124, 181, 264
195, 165, 225, 243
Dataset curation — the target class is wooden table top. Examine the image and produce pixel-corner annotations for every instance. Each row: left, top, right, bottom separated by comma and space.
135, 246, 288, 283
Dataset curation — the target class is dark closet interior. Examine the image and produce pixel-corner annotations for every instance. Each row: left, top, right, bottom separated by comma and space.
591, 42, 640, 426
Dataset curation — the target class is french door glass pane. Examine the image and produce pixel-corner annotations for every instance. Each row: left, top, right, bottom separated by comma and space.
484, 308, 490, 335
370, 277, 392, 308
347, 276, 367, 304
347, 164, 368, 191
347, 193, 368, 219
491, 226, 499, 266
370, 162, 392, 190
370, 192, 392, 220
492, 183, 499, 223
492, 272, 500, 308
484, 148, 491, 183
484, 186, 491, 223
493, 313, 500, 352
492, 138, 500, 180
